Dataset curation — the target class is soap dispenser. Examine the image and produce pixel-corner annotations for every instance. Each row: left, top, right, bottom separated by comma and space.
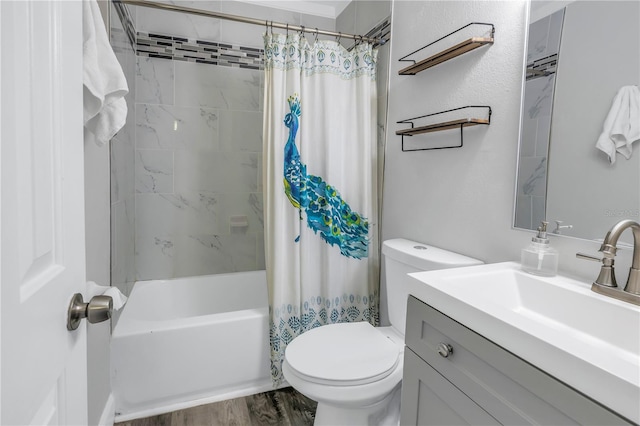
521, 221, 559, 277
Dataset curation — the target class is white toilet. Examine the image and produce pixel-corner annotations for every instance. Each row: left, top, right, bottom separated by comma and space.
282, 238, 483, 426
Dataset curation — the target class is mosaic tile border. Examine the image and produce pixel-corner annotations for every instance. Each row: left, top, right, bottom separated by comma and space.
136, 32, 264, 70
526, 53, 558, 81
112, 6, 389, 70
345, 18, 390, 51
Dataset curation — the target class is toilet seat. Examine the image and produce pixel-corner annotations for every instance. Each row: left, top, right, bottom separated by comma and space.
285, 322, 400, 386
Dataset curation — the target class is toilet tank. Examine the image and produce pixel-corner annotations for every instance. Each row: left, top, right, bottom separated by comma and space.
382, 239, 482, 335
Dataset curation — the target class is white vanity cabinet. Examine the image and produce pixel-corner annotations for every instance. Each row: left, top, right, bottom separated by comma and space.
400, 296, 633, 425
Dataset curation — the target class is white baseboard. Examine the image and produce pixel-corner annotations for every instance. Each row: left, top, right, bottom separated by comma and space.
97, 393, 115, 426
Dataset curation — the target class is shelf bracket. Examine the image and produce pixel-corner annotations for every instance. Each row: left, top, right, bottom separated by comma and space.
396, 106, 491, 152
400, 124, 465, 152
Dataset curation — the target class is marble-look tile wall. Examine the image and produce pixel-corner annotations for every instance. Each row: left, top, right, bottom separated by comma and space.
132, 2, 328, 280
514, 9, 564, 230
111, 3, 137, 296
135, 56, 264, 280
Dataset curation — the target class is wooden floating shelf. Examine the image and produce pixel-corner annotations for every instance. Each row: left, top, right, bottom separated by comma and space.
395, 118, 490, 136
399, 37, 494, 75
398, 22, 495, 76
396, 106, 492, 151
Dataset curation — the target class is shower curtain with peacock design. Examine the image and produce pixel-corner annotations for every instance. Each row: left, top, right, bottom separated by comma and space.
263, 32, 379, 386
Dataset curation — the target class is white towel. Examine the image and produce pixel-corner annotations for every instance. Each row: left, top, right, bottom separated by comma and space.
87, 281, 128, 311
83, 0, 129, 146
595, 85, 640, 164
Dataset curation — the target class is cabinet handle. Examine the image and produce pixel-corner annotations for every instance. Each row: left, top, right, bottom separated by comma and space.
437, 342, 453, 358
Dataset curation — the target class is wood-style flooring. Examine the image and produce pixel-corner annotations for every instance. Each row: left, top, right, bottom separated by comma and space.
115, 387, 317, 426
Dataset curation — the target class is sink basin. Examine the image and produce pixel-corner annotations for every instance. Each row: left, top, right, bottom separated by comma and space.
442, 264, 638, 354
409, 262, 640, 424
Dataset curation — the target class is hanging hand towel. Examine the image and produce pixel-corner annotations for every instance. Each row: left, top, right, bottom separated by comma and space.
83, 0, 129, 146
595, 85, 640, 164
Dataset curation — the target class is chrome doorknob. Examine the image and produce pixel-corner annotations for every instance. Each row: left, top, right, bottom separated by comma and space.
67, 293, 113, 330
437, 342, 453, 358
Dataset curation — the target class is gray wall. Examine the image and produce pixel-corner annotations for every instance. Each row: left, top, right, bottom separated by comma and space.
84, 3, 137, 425
84, 119, 112, 425
85, 4, 124, 426
110, 4, 137, 298
381, 0, 635, 304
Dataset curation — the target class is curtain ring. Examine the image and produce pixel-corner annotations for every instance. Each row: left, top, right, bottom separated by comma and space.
336, 32, 341, 44
286, 23, 289, 37
314, 28, 319, 43
300, 25, 305, 37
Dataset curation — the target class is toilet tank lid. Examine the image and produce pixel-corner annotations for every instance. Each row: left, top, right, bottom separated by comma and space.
382, 239, 483, 270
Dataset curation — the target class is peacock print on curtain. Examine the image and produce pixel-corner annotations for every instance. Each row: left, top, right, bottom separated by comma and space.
282, 95, 369, 259
263, 32, 379, 386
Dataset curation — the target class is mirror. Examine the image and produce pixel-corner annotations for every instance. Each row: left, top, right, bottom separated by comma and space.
514, 0, 640, 241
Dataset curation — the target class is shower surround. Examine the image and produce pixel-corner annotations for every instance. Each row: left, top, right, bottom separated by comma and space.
110, 2, 388, 283
117, 1, 337, 281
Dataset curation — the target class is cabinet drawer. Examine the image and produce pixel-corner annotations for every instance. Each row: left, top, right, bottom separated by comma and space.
405, 296, 631, 425
401, 348, 499, 426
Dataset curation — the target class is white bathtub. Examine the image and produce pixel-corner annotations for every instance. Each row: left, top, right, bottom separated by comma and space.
111, 270, 273, 422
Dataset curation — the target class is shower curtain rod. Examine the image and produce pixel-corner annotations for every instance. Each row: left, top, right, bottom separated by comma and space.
116, 0, 386, 45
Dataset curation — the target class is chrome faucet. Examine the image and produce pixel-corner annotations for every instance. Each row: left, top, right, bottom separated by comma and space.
577, 219, 640, 306
552, 220, 573, 235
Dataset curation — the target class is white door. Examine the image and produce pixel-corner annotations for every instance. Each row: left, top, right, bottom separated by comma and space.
1, 1, 88, 425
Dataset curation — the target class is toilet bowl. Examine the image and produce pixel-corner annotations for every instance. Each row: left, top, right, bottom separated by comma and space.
282, 239, 482, 426
283, 323, 405, 426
